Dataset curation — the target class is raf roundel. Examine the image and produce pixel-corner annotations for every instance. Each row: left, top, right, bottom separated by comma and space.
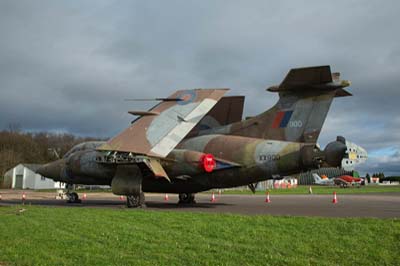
177, 90, 197, 105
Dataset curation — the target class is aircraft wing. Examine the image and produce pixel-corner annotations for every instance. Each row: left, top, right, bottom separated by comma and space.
98, 89, 229, 157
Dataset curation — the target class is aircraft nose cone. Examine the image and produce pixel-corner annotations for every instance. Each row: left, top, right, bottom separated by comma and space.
36, 160, 63, 179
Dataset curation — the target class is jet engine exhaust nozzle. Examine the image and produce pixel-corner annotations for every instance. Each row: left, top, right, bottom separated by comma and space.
324, 137, 347, 167
201, 154, 216, 173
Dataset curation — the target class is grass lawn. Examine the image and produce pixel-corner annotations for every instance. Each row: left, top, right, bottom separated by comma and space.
217, 185, 400, 195
0, 206, 399, 266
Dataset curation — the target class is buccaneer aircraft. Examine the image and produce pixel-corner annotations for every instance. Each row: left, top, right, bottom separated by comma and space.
37, 65, 353, 207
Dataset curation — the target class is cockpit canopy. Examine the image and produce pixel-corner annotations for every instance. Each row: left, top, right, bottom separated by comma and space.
63, 141, 106, 158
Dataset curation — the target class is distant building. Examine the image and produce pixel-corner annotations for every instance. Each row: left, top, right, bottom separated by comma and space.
370, 177, 380, 184
257, 177, 298, 190
3, 164, 65, 190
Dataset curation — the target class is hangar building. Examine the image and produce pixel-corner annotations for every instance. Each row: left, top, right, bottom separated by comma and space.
3, 164, 65, 190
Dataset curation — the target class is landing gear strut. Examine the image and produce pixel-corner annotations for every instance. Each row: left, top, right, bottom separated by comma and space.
66, 184, 81, 203
126, 192, 145, 208
178, 193, 196, 204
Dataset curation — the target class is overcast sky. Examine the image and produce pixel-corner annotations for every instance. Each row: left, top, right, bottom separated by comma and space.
1, 1, 399, 175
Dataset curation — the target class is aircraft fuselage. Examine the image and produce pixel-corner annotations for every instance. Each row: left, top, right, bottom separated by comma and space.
37, 135, 345, 193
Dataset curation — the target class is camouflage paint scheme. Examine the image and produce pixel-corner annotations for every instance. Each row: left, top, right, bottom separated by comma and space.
97, 89, 229, 157
37, 66, 352, 207
185, 96, 244, 138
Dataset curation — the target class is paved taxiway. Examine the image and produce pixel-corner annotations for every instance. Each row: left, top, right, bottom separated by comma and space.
1, 191, 399, 218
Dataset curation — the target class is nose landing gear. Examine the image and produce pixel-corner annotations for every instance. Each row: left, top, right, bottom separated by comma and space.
66, 184, 81, 203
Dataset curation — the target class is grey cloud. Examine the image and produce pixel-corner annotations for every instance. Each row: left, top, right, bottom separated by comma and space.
358, 150, 400, 176
0, 1, 400, 174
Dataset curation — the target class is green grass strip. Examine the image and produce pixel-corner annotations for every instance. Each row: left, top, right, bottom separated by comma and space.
0, 206, 399, 266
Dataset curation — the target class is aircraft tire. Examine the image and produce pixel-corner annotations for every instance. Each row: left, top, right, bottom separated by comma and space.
178, 193, 196, 204
126, 192, 145, 208
67, 192, 81, 203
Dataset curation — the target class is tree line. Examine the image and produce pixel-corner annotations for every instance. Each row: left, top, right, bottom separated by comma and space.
365, 173, 400, 182
0, 130, 101, 177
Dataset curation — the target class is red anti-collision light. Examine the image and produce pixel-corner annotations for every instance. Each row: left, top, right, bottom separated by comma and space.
201, 154, 215, 173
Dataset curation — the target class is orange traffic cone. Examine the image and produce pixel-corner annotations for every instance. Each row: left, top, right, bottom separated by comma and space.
164, 194, 169, 201
332, 191, 338, 204
82, 193, 87, 200
22, 192, 26, 204
119, 195, 124, 201
210, 192, 216, 202
265, 191, 271, 203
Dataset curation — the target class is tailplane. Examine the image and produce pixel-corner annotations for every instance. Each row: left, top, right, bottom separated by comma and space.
228, 66, 351, 143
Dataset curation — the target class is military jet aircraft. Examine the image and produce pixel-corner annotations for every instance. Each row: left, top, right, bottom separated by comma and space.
37, 65, 352, 207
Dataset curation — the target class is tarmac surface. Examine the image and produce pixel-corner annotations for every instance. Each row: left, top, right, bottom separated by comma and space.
1, 190, 399, 218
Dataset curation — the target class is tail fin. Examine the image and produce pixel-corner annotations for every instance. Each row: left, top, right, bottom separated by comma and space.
312, 173, 322, 182
186, 96, 244, 138
229, 66, 351, 143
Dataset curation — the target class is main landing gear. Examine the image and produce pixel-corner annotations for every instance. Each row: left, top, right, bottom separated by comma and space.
178, 193, 196, 204
126, 192, 145, 208
66, 184, 81, 203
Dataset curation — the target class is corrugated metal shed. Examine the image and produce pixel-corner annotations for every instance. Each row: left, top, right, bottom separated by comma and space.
3, 164, 65, 190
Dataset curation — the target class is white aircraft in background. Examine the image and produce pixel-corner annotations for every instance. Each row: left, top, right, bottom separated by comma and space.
312, 173, 335, 186
312, 173, 362, 188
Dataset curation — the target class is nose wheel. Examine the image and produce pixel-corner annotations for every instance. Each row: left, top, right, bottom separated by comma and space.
178, 193, 196, 204
67, 192, 81, 203
65, 184, 81, 203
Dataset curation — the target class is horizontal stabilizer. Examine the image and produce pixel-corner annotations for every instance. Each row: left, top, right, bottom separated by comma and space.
128, 111, 160, 116
125, 98, 183, 102
267, 66, 351, 97
281, 65, 332, 87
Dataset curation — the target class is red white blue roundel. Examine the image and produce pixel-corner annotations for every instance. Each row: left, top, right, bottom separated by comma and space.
177, 90, 196, 105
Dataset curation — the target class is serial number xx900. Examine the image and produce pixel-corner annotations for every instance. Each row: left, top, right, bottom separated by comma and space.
259, 154, 281, 161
